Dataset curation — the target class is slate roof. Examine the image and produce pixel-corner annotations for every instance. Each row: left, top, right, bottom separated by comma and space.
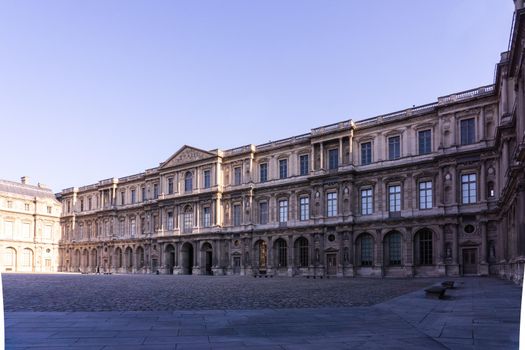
0, 179, 58, 201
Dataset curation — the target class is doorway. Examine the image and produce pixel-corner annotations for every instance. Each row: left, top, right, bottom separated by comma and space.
326, 253, 337, 276
462, 248, 478, 275
233, 256, 241, 274
181, 242, 194, 275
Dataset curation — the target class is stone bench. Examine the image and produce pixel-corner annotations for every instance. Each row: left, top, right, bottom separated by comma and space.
441, 281, 455, 289
424, 286, 447, 299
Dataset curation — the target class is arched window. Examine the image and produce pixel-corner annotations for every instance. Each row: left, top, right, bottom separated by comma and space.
415, 229, 433, 265
125, 247, 133, 268
275, 239, 287, 268
137, 247, 145, 268
183, 206, 193, 233
295, 237, 309, 267
4, 247, 17, 271
115, 248, 122, 268
357, 233, 373, 266
185, 172, 193, 193
384, 231, 402, 266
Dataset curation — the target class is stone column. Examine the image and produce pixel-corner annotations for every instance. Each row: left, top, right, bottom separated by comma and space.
320, 143, 324, 170
480, 161, 486, 202
287, 235, 294, 276
338, 138, 343, 165
479, 107, 486, 140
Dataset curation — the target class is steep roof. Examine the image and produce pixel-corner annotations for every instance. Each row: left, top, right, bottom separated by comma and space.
0, 179, 58, 201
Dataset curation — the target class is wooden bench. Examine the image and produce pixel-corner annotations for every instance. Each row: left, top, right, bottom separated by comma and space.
425, 286, 447, 299
441, 281, 455, 289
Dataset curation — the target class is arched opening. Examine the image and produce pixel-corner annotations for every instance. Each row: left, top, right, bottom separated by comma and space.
22, 248, 34, 272
165, 244, 175, 274
414, 229, 433, 265
136, 246, 145, 269
183, 205, 193, 233
74, 249, 81, 270
82, 249, 89, 271
4, 247, 17, 272
384, 231, 402, 266
274, 238, 288, 268
115, 247, 123, 269
294, 237, 309, 267
201, 242, 213, 275
181, 242, 194, 275
356, 233, 374, 266
254, 240, 267, 273
125, 247, 133, 271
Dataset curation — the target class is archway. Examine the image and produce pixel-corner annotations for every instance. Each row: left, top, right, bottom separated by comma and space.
201, 242, 213, 275
115, 247, 123, 269
4, 247, 17, 272
165, 244, 175, 274
136, 246, 145, 269
181, 242, 194, 275
90, 249, 98, 273
125, 247, 133, 272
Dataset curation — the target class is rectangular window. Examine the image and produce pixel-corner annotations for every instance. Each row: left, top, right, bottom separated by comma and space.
167, 212, 174, 230
299, 197, 309, 221
418, 129, 432, 154
279, 200, 288, 223
43, 225, 52, 240
67, 200, 71, 213
389, 185, 401, 212
130, 219, 136, 236
419, 181, 433, 209
260, 163, 268, 182
121, 192, 125, 205
22, 223, 31, 239
141, 187, 146, 202
167, 177, 174, 194
234, 167, 242, 185
259, 202, 268, 224
204, 170, 211, 189
131, 189, 136, 204
361, 142, 372, 165
25, 203, 30, 211
7, 200, 12, 209
279, 159, 288, 179
79, 200, 83, 212
462, 174, 477, 204
88, 198, 92, 210
4, 221, 13, 239
299, 154, 309, 176
460, 118, 475, 145
47, 206, 52, 214
388, 136, 401, 160
328, 149, 339, 170
203, 207, 211, 228
153, 184, 159, 199
327, 192, 337, 217
361, 188, 373, 215
233, 204, 241, 226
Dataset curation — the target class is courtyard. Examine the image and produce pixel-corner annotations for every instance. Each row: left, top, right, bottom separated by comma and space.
3, 274, 522, 349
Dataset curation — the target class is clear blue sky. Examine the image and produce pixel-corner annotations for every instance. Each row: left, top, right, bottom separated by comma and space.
0, 1, 515, 192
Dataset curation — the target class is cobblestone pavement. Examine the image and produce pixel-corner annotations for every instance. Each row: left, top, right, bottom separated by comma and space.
3, 273, 441, 311
3, 275, 521, 349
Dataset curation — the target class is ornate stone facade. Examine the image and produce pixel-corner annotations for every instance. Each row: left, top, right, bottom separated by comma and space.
0, 178, 62, 272
58, 3, 525, 281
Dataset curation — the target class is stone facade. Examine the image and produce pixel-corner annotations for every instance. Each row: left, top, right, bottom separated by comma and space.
58, 4, 525, 281
0, 178, 62, 272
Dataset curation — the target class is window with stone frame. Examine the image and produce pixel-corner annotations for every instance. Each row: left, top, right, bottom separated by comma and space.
415, 229, 433, 265
278, 199, 288, 223
388, 185, 401, 212
167, 211, 174, 230
328, 148, 339, 170
360, 188, 373, 215
388, 136, 401, 160
361, 142, 372, 165
276, 239, 287, 267
167, 177, 174, 194
385, 231, 402, 265
299, 154, 309, 176
259, 201, 268, 224
120, 191, 125, 205
460, 118, 476, 145
233, 204, 241, 226
357, 233, 373, 266
418, 181, 433, 209
299, 196, 309, 221
131, 189, 136, 204
234, 167, 242, 185
153, 184, 159, 199
418, 129, 432, 154
461, 173, 477, 204
327, 192, 337, 217
259, 163, 268, 182
279, 159, 288, 179
184, 172, 193, 192
203, 170, 211, 189
203, 207, 211, 227
183, 207, 193, 233
295, 237, 309, 267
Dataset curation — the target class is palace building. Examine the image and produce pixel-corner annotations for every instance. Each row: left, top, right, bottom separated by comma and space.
0, 178, 62, 272
57, 2, 525, 281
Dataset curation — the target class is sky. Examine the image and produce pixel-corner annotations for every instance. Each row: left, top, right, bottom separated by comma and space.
0, 1, 515, 192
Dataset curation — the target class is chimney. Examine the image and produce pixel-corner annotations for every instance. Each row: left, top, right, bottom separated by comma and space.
21, 176, 29, 185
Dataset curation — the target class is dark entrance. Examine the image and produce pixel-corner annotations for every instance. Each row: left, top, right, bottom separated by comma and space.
462, 248, 478, 275
181, 242, 194, 275
202, 242, 213, 275
166, 244, 175, 274
326, 253, 337, 276
233, 256, 241, 274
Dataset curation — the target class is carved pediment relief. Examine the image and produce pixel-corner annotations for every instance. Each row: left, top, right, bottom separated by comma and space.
160, 146, 215, 169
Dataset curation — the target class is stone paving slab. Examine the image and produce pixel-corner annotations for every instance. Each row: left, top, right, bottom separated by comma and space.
4, 276, 522, 349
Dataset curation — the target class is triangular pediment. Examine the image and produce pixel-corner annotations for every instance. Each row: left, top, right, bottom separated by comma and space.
160, 145, 215, 168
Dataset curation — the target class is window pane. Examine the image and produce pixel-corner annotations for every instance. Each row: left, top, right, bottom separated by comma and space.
328, 149, 338, 170
388, 136, 400, 160
418, 130, 431, 154
279, 159, 288, 179
260, 163, 268, 182
361, 142, 372, 165
300, 155, 309, 176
